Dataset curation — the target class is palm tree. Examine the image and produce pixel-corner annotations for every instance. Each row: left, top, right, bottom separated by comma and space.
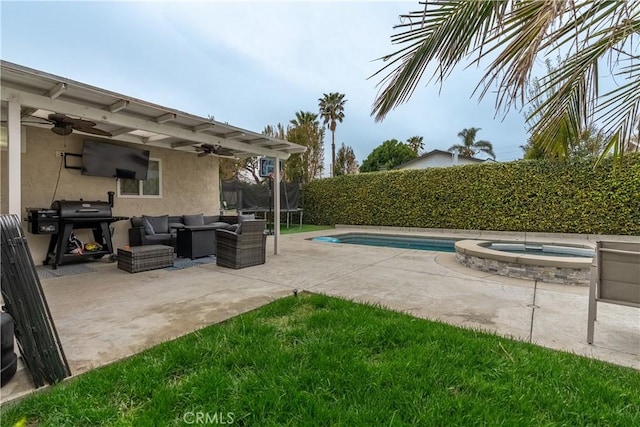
288, 111, 325, 183
318, 92, 347, 177
290, 111, 318, 130
371, 1, 639, 164
406, 135, 424, 155
448, 128, 495, 159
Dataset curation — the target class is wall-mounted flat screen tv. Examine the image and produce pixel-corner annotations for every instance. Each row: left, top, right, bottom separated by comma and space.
82, 140, 150, 180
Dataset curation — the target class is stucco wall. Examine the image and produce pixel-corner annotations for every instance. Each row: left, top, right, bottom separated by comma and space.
7, 127, 220, 262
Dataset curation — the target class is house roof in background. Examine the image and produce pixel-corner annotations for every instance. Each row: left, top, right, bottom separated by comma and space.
0, 61, 305, 159
395, 149, 487, 169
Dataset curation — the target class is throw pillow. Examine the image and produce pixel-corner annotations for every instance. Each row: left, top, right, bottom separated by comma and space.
183, 214, 205, 226
238, 213, 255, 222
130, 216, 144, 228
142, 217, 155, 235
142, 215, 169, 234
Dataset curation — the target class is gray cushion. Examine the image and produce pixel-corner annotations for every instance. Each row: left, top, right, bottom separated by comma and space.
168, 215, 183, 224
238, 214, 255, 222
131, 217, 144, 228
208, 221, 230, 228
142, 217, 155, 235
183, 214, 205, 226
204, 215, 220, 224
236, 214, 256, 234
169, 222, 185, 230
142, 215, 169, 234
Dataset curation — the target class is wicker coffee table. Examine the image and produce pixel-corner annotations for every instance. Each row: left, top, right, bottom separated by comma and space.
117, 245, 174, 273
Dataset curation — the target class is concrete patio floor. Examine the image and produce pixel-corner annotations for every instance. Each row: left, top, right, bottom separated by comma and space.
2, 227, 639, 404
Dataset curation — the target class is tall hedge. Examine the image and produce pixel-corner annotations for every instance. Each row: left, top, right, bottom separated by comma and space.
302, 155, 640, 235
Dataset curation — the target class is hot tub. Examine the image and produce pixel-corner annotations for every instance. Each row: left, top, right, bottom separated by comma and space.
455, 240, 595, 286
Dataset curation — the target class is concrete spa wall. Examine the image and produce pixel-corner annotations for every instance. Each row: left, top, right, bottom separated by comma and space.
3, 127, 220, 263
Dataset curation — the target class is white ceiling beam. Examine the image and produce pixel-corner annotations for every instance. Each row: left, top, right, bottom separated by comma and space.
171, 140, 195, 148
109, 127, 133, 136
20, 107, 38, 118
192, 123, 215, 133
2, 88, 291, 159
249, 137, 271, 145
107, 100, 129, 113
224, 131, 245, 139
46, 82, 66, 99
155, 112, 176, 124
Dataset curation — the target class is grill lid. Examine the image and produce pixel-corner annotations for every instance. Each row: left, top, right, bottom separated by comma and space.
51, 200, 112, 218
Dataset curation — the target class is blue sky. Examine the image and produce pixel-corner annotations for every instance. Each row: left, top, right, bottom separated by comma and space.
1, 1, 530, 172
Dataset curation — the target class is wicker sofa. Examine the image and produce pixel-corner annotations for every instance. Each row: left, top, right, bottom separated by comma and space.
215, 219, 267, 269
128, 214, 239, 248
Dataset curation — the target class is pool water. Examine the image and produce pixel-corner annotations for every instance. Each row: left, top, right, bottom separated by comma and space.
490, 243, 594, 258
312, 234, 595, 258
312, 233, 458, 252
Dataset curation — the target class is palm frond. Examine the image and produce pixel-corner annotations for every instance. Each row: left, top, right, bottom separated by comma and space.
371, 1, 506, 121
371, 0, 639, 163
474, 140, 496, 158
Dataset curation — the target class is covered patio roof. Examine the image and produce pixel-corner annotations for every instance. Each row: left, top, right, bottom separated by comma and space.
0, 60, 305, 159
1, 61, 300, 253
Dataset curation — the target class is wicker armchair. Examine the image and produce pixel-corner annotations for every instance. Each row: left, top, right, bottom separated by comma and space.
215, 219, 267, 269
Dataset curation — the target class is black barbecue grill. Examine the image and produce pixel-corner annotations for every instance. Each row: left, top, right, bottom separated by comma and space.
28, 198, 128, 269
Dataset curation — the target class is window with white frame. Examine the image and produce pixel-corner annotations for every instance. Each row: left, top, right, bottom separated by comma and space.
118, 158, 161, 197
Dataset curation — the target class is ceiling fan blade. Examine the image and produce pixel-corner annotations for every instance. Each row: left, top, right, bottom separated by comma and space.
70, 119, 98, 130
48, 113, 71, 123
197, 152, 210, 157
216, 148, 235, 157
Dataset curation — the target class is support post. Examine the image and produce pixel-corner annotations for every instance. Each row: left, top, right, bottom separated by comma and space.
7, 101, 22, 215
273, 158, 281, 255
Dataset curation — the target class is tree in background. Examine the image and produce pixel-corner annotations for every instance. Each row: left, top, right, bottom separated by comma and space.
406, 135, 424, 155
448, 128, 495, 159
219, 157, 239, 181
334, 143, 359, 176
519, 141, 546, 160
371, 1, 639, 164
360, 139, 416, 172
318, 92, 347, 177
263, 123, 287, 140
523, 58, 608, 160
219, 154, 261, 184
286, 111, 325, 183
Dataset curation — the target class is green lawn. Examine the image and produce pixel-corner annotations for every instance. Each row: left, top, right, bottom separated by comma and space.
2, 294, 639, 426
279, 224, 334, 234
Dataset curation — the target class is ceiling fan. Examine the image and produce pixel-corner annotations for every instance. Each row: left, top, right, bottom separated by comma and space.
47, 113, 112, 137
194, 143, 235, 157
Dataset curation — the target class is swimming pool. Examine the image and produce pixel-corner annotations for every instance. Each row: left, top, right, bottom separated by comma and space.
312, 233, 595, 258
312, 233, 458, 252
312, 233, 595, 285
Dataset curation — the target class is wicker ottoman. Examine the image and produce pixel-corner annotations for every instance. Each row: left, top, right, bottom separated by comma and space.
117, 245, 174, 273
